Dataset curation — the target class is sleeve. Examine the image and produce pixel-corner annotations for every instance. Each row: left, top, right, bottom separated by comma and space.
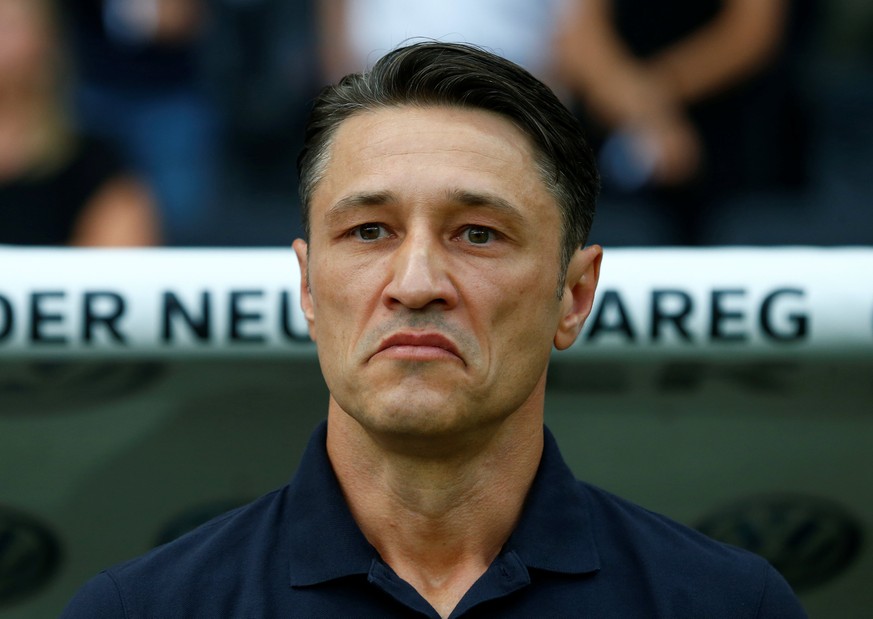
59, 571, 127, 619
756, 565, 808, 619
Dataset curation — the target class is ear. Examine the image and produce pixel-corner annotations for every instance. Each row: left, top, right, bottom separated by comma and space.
292, 238, 316, 340
554, 244, 602, 350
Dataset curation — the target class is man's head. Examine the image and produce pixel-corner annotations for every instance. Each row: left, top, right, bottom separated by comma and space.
298, 41, 599, 287
293, 42, 602, 451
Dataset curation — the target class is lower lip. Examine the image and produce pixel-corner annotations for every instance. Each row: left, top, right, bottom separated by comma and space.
375, 345, 461, 362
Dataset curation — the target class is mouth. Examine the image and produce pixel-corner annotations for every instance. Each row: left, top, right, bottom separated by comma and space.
372, 331, 464, 364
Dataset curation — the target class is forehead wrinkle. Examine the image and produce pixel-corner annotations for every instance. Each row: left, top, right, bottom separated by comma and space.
368, 144, 520, 164
348, 109, 533, 163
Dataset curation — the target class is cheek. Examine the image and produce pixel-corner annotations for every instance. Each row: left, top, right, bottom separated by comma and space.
309, 260, 378, 348
484, 271, 560, 357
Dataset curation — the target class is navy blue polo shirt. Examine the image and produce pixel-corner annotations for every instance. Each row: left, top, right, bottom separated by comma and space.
62, 423, 806, 618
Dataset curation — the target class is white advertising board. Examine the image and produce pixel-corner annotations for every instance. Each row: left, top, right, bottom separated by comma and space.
1, 247, 871, 359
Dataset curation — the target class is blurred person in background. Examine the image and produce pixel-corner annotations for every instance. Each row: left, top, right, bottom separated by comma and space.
556, 0, 815, 245
320, 0, 815, 247
0, 0, 159, 246
199, 0, 320, 245
319, 0, 570, 86
61, 0, 215, 245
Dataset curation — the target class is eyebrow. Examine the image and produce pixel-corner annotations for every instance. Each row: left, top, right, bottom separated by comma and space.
325, 191, 397, 224
324, 188, 528, 225
443, 189, 526, 223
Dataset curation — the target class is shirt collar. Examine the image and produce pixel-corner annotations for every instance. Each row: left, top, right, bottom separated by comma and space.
285, 422, 600, 587
505, 426, 601, 574
286, 422, 376, 586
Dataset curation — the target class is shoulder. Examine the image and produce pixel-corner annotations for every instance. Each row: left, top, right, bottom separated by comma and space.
581, 480, 750, 567
579, 482, 806, 617
59, 571, 125, 618
115, 486, 287, 583
61, 486, 289, 618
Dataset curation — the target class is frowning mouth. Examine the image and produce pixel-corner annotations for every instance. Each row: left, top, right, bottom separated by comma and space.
372, 332, 463, 363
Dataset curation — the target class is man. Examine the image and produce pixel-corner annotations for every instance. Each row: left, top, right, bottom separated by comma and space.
62, 42, 805, 618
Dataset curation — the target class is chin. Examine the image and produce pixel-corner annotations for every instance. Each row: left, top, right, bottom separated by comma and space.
348, 392, 472, 437
369, 397, 514, 450
375, 398, 460, 433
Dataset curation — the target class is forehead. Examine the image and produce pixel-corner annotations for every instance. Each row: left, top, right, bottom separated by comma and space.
330, 104, 535, 163
313, 105, 556, 218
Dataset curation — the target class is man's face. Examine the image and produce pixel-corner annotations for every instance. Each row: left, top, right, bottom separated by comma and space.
294, 106, 599, 444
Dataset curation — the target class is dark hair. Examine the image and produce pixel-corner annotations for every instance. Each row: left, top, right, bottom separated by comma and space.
297, 42, 599, 285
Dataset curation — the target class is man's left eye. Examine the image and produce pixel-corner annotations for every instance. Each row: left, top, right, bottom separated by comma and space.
354, 223, 385, 241
464, 226, 493, 244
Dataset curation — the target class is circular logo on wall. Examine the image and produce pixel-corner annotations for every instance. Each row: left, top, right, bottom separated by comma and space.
0, 506, 61, 607
695, 494, 864, 592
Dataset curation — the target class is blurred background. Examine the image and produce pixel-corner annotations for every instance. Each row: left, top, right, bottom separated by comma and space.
1, 1, 872, 617
1, 0, 872, 248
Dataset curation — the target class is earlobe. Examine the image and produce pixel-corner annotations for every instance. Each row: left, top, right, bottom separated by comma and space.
292, 239, 316, 338
554, 244, 602, 350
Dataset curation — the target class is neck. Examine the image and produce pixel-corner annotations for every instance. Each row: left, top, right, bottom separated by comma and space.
326, 397, 544, 617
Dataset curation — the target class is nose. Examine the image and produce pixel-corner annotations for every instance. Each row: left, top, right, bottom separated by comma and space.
382, 233, 459, 311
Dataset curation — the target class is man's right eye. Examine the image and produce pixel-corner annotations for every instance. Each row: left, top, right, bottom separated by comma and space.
353, 223, 385, 241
